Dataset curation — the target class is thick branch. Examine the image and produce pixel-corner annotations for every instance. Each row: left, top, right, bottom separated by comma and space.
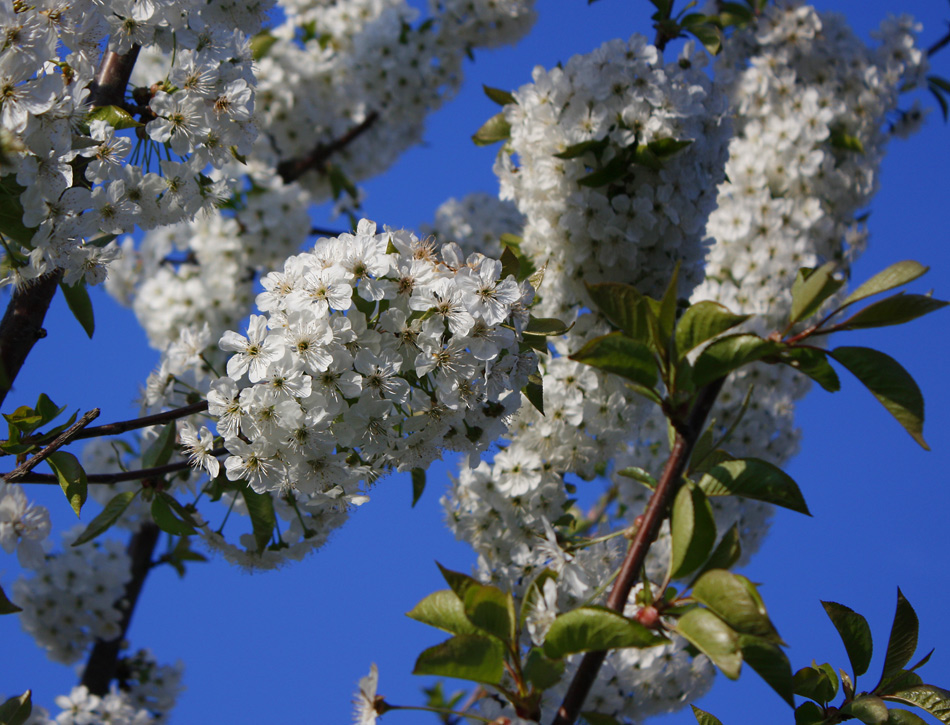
80, 522, 160, 696
0, 271, 63, 408
550, 378, 726, 725
87, 45, 141, 108
276, 112, 379, 184
4, 408, 100, 482
2, 446, 227, 485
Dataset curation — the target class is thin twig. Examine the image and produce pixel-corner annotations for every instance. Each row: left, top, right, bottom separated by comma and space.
4, 408, 100, 482
310, 226, 349, 238
1, 446, 227, 485
276, 112, 380, 184
928, 26, 950, 58
80, 522, 160, 696
68, 400, 209, 442
550, 378, 725, 725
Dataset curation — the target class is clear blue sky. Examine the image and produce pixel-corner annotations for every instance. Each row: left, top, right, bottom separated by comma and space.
2, 1, 949, 723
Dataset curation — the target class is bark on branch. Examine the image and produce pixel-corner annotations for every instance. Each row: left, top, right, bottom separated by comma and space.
276, 112, 379, 184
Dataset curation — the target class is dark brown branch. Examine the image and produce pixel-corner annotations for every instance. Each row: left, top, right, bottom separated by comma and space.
69, 400, 209, 442
0, 270, 63, 408
4, 408, 100, 482
80, 522, 160, 696
87, 45, 141, 108
928, 26, 950, 57
310, 226, 349, 238
550, 378, 726, 725
276, 112, 380, 184
2, 446, 227, 485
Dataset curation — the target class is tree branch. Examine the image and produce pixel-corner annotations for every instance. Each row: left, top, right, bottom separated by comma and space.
276, 112, 380, 184
80, 522, 160, 696
69, 400, 209, 442
4, 408, 100, 482
550, 378, 726, 725
87, 45, 141, 109
0, 271, 63, 408
928, 26, 950, 58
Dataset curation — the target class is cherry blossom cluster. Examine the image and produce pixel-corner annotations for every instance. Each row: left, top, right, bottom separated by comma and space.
201, 219, 536, 555
495, 35, 732, 319
0, 0, 263, 288
423, 193, 525, 261
0, 482, 51, 569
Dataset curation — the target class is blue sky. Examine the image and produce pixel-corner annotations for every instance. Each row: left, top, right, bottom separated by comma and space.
2, 1, 950, 723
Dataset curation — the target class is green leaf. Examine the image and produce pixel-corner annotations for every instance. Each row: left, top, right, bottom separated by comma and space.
656, 262, 681, 352
795, 701, 825, 725
691, 705, 725, 725
240, 486, 276, 554
569, 332, 658, 388
692, 570, 778, 641
688, 22, 722, 54
523, 377, 544, 415
790, 263, 844, 325
841, 696, 890, 725
580, 713, 622, 725
411, 468, 426, 507
472, 112, 511, 146
0, 691, 32, 725
553, 137, 610, 160
778, 347, 841, 392
836, 294, 948, 331
142, 422, 178, 469
830, 347, 928, 449
500, 245, 520, 280
830, 129, 865, 153
883, 686, 950, 725
250, 30, 278, 60
674, 302, 750, 361
523, 647, 565, 689
413, 634, 506, 685
692, 334, 779, 388
47, 451, 87, 517
617, 466, 657, 491
674, 608, 741, 679
437, 563, 515, 643
670, 483, 717, 579
694, 523, 742, 578
150, 493, 197, 536
60, 280, 95, 339
71, 489, 140, 546
0, 175, 38, 243
577, 155, 629, 187
647, 137, 693, 160
841, 261, 929, 307
525, 317, 572, 336
794, 663, 839, 704
406, 590, 481, 636
697, 458, 810, 515
585, 282, 655, 344
542, 606, 667, 659
821, 601, 873, 677
483, 85, 515, 106
878, 589, 919, 689
86, 104, 143, 129
739, 634, 795, 707
886, 708, 931, 725
34, 393, 67, 426
0, 582, 22, 614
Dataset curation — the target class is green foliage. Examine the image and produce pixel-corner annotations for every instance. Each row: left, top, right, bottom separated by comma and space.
669, 482, 716, 579
0, 582, 21, 614
72, 489, 140, 546
542, 606, 667, 659
821, 601, 873, 678
59, 280, 95, 339
472, 112, 511, 145
241, 485, 276, 554
483, 85, 515, 106
0, 691, 31, 725
413, 634, 506, 685
696, 458, 810, 515
407, 590, 481, 636
569, 333, 658, 388
691, 705, 725, 725
410, 467, 426, 507
674, 608, 742, 679
47, 451, 87, 517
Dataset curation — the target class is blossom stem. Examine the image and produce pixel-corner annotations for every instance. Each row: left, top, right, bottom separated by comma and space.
4, 408, 100, 482
80, 521, 159, 696
550, 377, 726, 725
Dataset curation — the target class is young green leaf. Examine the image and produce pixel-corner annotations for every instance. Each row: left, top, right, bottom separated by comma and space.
884, 709, 931, 725
696, 458, 810, 515
830, 347, 928, 449
522, 377, 544, 414
47, 450, 88, 517
86, 104, 143, 130
412, 634, 506, 685
523, 647, 565, 689
821, 600, 873, 678
778, 347, 841, 392
877, 589, 920, 690
692, 334, 779, 388
739, 634, 795, 706
692, 570, 779, 641
0, 691, 32, 725
691, 705, 725, 725
142, 422, 177, 469
542, 606, 668, 659
406, 590, 481, 636
795, 701, 825, 725
584, 282, 654, 343
669, 483, 717, 580
0, 581, 22, 614
150, 493, 197, 536
794, 663, 840, 704
841, 695, 890, 725
483, 85, 515, 106
411, 468, 426, 507
674, 301, 750, 361
569, 332, 659, 389
674, 608, 741, 679
617, 466, 658, 491
841, 261, 929, 307
472, 112, 511, 146
694, 523, 742, 578
577, 155, 629, 187
241, 485, 276, 554
71, 490, 140, 546
882, 686, 950, 725
436, 563, 515, 643
835, 294, 948, 331
60, 280, 95, 339
790, 263, 844, 325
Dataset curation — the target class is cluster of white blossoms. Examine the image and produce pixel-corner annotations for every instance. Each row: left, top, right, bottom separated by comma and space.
438, 6, 929, 723
194, 220, 537, 557
423, 193, 525, 261
0, 482, 51, 569
0, 0, 264, 288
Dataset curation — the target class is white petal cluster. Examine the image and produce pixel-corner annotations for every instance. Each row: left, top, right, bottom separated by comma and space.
209, 219, 536, 548
423, 193, 525, 261
0, 483, 51, 569
496, 36, 731, 319
0, 0, 262, 287
13, 530, 131, 664
44, 685, 154, 725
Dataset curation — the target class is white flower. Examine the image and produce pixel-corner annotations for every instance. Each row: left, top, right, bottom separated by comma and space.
352, 663, 381, 725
